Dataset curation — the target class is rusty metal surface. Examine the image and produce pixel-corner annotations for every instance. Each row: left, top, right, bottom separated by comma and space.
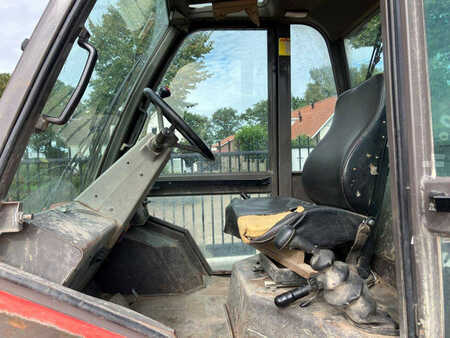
0, 201, 116, 289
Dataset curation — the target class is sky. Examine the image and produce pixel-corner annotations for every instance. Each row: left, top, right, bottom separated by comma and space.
0, 0, 375, 118
0, 1, 49, 74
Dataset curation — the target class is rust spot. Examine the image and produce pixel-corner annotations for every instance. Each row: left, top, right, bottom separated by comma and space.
8, 317, 27, 329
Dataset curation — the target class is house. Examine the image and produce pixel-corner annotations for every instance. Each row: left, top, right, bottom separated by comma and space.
291, 96, 337, 143
211, 135, 236, 153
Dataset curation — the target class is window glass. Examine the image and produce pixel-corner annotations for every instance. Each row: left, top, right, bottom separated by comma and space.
423, 0, 450, 176
141, 30, 269, 176
147, 193, 268, 270
344, 13, 384, 88
290, 25, 336, 171
7, 0, 169, 213
143, 30, 270, 271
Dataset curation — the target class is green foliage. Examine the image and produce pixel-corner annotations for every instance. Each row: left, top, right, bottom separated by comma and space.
241, 100, 268, 128
211, 107, 240, 142
161, 33, 214, 113
292, 96, 307, 110
0, 73, 11, 98
349, 64, 370, 87
29, 130, 69, 159
87, 6, 143, 110
235, 125, 268, 151
162, 33, 213, 86
291, 134, 316, 148
304, 66, 337, 104
423, 0, 450, 141
41, 80, 76, 117
183, 111, 214, 145
348, 13, 381, 49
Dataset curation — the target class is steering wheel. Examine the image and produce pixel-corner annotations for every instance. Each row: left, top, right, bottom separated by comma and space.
143, 88, 215, 161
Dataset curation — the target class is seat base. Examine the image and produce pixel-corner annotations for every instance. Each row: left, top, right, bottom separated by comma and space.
227, 255, 398, 337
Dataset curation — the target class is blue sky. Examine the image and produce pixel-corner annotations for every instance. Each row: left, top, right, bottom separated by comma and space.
0, 1, 375, 118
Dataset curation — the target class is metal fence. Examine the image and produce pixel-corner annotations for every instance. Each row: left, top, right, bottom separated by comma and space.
8, 147, 316, 262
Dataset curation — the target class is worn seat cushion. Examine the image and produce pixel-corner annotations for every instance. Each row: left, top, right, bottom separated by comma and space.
225, 197, 315, 243
237, 206, 305, 243
225, 197, 366, 250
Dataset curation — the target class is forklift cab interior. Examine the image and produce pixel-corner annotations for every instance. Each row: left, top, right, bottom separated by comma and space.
0, 0, 445, 336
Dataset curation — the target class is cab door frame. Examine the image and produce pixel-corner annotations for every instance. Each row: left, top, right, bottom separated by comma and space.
0, 0, 96, 199
382, 0, 446, 336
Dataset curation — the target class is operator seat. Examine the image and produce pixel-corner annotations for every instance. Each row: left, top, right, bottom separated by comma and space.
224, 74, 387, 272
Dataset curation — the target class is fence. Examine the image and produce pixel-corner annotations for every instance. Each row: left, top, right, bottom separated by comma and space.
8, 146, 316, 268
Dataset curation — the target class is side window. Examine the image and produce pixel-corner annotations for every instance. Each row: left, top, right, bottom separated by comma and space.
7, 0, 169, 213
145, 30, 270, 271
290, 25, 336, 171
423, 0, 450, 334
344, 13, 383, 88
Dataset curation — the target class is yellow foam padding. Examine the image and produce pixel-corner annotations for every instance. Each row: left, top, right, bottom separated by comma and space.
237, 206, 304, 243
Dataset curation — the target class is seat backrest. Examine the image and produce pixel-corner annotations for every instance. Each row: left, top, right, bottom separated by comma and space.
302, 74, 386, 215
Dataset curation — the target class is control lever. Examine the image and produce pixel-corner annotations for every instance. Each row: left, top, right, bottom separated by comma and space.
274, 280, 319, 308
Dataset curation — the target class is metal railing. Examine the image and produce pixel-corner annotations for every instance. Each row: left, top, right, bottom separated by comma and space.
8, 147, 316, 259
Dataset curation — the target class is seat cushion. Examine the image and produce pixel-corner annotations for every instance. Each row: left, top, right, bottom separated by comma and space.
225, 197, 367, 250
225, 197, 315, 243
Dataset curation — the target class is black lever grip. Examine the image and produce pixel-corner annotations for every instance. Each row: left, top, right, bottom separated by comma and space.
274, 284, 313, 308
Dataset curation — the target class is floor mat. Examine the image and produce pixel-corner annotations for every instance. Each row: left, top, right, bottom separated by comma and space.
131, 276, 232, 338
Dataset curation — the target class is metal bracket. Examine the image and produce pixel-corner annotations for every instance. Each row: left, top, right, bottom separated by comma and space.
0, 201, 31, 235
429, 193, 450, 212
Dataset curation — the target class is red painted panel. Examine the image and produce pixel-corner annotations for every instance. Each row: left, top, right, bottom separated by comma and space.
0, 291, 125, 337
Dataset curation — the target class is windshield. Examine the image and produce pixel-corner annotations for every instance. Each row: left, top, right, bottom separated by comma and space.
6, 0, 169, 213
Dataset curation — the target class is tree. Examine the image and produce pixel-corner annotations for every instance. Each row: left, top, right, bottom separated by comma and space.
41, 80, 77, 117
235, 125, 268, 151
348, 14, 381, 48
87, 5, 213, 113
0, 73, 11, 98
161, 32, 214, 113
422, 0, 449, 141
292, 134, 316, 148
241, 100, 268, 128
349, 64, 370, 87
304, 67, 337, 104
292, 96, 307, 110
183, 111, 213, 145
211, 107, 240, 142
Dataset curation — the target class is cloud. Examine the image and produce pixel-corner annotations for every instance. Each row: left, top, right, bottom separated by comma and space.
177, 27, 339, 118
184, 30, 268, 117
0, 1, 48, 73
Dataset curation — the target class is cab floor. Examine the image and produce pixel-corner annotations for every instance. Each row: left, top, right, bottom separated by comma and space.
130, 276, 232, 338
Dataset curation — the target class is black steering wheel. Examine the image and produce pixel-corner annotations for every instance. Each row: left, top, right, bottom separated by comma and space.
143, 88, 215, 161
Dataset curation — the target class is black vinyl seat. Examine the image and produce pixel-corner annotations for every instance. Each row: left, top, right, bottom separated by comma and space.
224, 74, 387, 270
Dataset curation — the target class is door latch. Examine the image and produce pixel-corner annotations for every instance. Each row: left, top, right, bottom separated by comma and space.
429, 193, 450, 212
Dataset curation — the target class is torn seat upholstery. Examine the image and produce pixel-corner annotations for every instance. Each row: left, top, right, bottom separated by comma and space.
224, 74, 387, 273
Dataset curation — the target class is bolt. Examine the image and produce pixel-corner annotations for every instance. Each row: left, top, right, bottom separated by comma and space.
17, 212, 33, 224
